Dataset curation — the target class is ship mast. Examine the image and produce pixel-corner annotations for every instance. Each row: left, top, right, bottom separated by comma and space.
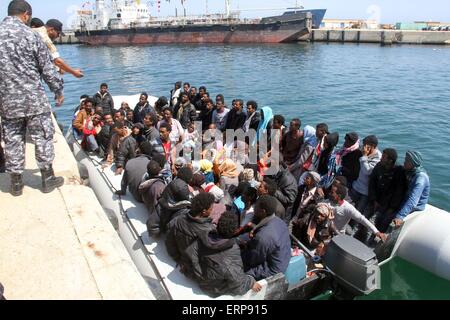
225, 0, 231, 18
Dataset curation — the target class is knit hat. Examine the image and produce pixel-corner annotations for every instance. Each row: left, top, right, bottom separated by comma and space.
405, 150, 424, 168
345, 132, 359, 145
363, 135, 379, 147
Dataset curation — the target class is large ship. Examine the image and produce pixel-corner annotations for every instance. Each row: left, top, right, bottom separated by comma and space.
73, 0, 318, 45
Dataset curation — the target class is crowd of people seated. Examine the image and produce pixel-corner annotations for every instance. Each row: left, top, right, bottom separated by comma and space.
72, 81, 431, 297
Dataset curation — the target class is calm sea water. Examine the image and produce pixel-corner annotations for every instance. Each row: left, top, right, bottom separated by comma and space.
54, 43, 450, 299
55, 42, 450, 213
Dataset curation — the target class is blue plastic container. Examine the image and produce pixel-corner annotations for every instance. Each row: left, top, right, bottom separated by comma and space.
285, 252, 307, 285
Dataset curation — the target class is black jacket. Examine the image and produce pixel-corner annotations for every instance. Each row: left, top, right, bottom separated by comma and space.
165, 212, 216, 279
248, 112, 261, 131
120, 155, 151, 202
225, 109, 247, 131
93, 92, 115, 115
199, 108, 214, 130
175, 102, 197, 129
96, 124, 113, 155
341, 149, 363, 188
159, 177, 192, 233
368, 164, 407, 212
272, 166, 298, 220
198, 234, 255, 297
140, 176, 166, 215
115, 135, 137, 169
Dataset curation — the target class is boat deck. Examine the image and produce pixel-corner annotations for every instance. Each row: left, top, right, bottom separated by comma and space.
94, 157, 269, 300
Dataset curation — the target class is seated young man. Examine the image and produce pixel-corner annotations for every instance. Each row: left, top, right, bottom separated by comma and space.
393, 150, 430, 228
81, 113, 103, 153
95, 113, 114, 159
158, 166, 194, 234
197, 211, 262, 297
140, 159, 169, 238
241, 195, 292, 281
105, 121, 137, 175
73, 98, 94, 135
327, 183, 387, 242
165, 192, 216, 279
115, 141, 152, 201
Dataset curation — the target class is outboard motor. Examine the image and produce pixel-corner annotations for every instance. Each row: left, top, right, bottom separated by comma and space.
323, 235, 380, 298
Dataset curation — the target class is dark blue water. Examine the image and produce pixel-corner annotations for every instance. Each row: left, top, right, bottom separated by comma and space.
54, 43, 450, 212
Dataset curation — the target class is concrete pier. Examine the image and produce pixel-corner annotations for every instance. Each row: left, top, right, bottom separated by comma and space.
0, 118, 155, 300
55, 34, 80, 45
57, 29, 450, 45
307, 29, 450, 45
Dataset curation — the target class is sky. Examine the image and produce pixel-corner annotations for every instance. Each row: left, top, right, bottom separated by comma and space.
1, 0, 449, 28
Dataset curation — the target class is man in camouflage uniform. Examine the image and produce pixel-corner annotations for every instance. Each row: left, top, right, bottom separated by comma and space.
0, 0, 65, 196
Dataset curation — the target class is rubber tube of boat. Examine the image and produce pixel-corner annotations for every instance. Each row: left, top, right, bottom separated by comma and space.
395, 207, 450, 281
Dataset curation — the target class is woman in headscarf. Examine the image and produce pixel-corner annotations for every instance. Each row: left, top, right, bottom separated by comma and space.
393, 150, 430, 228
306, 123, 329, 173
320, 132, 360, 190
291, 171, 324, 221
292, 203, 340, 256
253, 106, 274, 147
217, 158, 240, 205
338, 132, 363, 187
199, 159, 215, 184
288, 125, 317, 180
317, 132, 340, 176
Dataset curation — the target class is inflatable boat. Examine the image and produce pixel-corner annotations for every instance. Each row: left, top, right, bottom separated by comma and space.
65, 95, 450, 300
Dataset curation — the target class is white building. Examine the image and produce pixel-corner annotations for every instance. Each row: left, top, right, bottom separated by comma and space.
321, 19, 379, 30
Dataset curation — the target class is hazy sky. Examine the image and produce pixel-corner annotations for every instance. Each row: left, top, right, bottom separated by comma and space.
1, 0, 449, 28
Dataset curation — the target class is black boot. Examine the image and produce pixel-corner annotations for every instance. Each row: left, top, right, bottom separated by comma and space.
10, 173, 24, 197
41, 166, 65, 193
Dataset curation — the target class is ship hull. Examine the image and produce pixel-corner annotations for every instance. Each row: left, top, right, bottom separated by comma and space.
75, 15, 312, 45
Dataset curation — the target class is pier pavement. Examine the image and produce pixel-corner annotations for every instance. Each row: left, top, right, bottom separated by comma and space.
0, 118, 155, 300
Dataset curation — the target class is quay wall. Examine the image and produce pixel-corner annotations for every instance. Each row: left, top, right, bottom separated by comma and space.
56, 30, 450, 45
307, 29, 450, 45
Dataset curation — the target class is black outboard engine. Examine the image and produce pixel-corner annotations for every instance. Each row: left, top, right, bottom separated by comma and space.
323, 235, 380, 298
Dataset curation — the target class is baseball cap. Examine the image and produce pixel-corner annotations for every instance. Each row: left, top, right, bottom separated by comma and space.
46, 19, 65, 36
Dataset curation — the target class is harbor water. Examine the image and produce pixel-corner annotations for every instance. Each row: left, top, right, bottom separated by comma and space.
54, 43, 450, 299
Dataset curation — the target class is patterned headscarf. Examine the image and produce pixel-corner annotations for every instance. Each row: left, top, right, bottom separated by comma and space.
218, 159, 239, 178
307, 203, 334, 243
303, 125, 318, 147
405, 150, 426, 178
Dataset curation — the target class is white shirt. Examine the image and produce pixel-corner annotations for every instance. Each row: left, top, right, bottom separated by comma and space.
157, 119, 184, 144
212, 108, 230, 131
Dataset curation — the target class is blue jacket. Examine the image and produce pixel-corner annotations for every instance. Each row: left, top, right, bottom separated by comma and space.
242, 215, 291, 280
396, 172, 430, 220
